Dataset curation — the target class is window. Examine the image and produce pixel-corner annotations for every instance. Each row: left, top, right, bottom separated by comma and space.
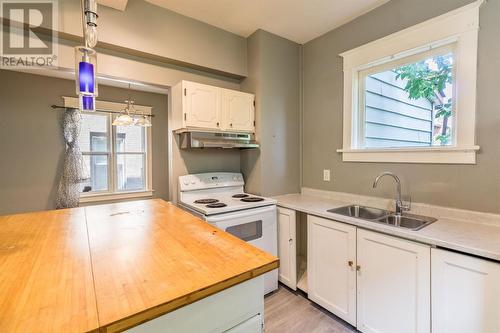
359, 47, 454, 148
66, 97, 153, 202
339, 1, 481, 164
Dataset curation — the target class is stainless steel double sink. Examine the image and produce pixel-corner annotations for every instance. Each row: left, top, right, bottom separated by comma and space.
327, 205, 437, 231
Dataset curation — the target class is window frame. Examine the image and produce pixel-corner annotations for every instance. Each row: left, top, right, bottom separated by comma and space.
63, 97, 153, 203
338, 1, 482, 164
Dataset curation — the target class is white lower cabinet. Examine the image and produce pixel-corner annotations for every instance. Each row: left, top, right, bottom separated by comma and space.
431, 248, 500, 333
225, 314, 262, 333
356, 229, 430, 333
126, 277, 264, 333
308, 215, 357, 326
306, 216, 430, 333
296, 212, 496, 333
277, 207, 297, 290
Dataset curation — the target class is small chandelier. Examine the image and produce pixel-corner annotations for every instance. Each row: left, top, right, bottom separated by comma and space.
113, 85, 153, 127
112, 99, 135, 126
75, 0, 98, 112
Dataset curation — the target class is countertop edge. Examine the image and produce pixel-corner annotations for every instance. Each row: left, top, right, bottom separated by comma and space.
101, 259, 279, 333
275, 197, 499, 262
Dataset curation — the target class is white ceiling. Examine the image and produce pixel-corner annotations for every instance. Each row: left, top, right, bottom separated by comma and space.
143, 0, 389, 44
98, 0, 128, 11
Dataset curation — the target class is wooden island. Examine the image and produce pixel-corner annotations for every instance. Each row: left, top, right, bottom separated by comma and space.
0, 199, 278, 332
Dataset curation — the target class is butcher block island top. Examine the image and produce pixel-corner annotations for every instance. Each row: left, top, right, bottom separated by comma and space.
0, 199, 278, 333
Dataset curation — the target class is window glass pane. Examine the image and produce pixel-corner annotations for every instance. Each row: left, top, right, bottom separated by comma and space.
362, 52, 454, 148
79, 113, 109, 152
116, 154, 145, 191
115, 124, 145, 152
80, 154, 108, 192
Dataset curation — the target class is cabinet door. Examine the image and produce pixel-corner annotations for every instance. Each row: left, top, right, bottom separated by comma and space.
277, 207, 297, 290
184, 81, 221, 130
222, 89, 255, 132
308, 215, 357, 325
357, 229, 430, 333
432, 249, 500, 333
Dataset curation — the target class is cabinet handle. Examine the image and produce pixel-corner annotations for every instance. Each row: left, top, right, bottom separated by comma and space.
348, 260, 353, 267
216, 122, 220, 126
356, 265, 361, 272
230, 123, 233, 127
289, 238, 293, 243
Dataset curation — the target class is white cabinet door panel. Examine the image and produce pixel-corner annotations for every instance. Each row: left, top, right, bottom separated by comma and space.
277, 207, 297, 290
357, 229, 430, 333
184, 81, 221, 129
222, 89, 255, 132
308, 215, 357, 326
432, 248, 500, 333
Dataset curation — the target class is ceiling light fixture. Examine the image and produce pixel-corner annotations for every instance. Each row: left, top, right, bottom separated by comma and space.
112, 84, 152, 127
134, 114, 152, 127
112, 98, 135, 126
76, 0, 98, 112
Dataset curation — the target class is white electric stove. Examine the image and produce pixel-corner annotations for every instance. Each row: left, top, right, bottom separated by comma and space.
178, 172, 278, 295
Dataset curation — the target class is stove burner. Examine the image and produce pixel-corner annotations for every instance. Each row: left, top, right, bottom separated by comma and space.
194, 199, 219, 204
241, 197, 265, 202
206, 202, 227, 208
232, 194, 249, 198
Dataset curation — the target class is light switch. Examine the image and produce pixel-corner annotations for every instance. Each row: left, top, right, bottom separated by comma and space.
323, 169, 331, 182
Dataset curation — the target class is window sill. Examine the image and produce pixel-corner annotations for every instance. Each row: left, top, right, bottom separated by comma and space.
79, 190, 154, 204
337, 146, 480, 164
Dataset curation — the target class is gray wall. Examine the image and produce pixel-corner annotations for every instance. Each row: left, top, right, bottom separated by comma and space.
170, 137, 241, 204
0, 70, 169, 215
302, 0, 500, 213
241, 30, 301, 196
55, 0, 247, 77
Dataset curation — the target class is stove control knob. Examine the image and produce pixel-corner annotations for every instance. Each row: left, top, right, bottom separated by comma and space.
183, 180, 189, 185
191, 180, 196, 185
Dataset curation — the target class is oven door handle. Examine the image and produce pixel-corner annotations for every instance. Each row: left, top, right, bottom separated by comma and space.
206, 205, 276, 222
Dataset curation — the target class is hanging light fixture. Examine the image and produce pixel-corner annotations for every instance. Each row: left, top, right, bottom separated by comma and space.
112, 100, 135, 126
133, 103, 152, 127
113, 84, 136, 126
75, 0, 98, 112
112, 84, 153, 127
135, 115, 153, 127
134, 115, 152, 127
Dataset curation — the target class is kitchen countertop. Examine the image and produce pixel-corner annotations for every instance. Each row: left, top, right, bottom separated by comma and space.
0, 199, 278, 333
274, 193, 500, 262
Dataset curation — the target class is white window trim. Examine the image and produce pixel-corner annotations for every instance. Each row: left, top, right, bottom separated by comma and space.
62, 97, 154, 203
338, 0, 482, 164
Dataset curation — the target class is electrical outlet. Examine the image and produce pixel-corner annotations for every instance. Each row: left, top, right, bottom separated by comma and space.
323, 169, 331, 182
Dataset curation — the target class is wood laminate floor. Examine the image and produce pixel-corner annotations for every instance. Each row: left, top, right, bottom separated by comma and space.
264, 285, 358, 333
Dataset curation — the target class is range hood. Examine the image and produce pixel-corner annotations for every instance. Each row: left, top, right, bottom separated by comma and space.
177, 130, 259, 149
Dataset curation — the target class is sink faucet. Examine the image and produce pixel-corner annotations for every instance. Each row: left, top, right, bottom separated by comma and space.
372, 172, 408, 215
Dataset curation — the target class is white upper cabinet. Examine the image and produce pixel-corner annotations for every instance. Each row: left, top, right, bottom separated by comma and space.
277, 207, 297, 290
222, 89, 255, 132
432, 249, 500, 333
308, 216, 357, 326
357, 229, 430, 333
183, 81, 221, 129
172, 81, 255, 133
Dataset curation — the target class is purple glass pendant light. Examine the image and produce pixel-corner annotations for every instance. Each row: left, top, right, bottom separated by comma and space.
76, 0, 98, 111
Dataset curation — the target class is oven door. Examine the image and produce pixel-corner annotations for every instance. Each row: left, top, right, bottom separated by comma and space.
205, 205, 277, 257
